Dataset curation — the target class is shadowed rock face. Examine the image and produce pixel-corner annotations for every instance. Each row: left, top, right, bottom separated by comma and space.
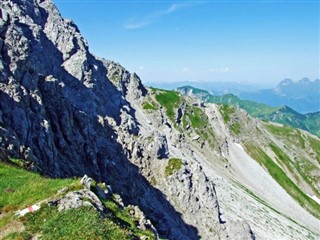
0, 0, 130, 178
0, 1, 256, 239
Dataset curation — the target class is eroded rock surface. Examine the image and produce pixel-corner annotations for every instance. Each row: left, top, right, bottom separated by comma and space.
1, 1, 318, 240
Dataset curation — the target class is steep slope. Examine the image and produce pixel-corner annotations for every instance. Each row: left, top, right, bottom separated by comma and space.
0, 1, 252, 239
0, 1, 319, 240
134, 88, 320, 239
0, 162, 157, 239
178, 86, 320, 137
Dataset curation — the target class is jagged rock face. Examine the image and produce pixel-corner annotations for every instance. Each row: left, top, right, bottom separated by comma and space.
1, 1, 319, 239
0, 0, 186, 239
0, 1, 240, 239
0, 0, 125, 179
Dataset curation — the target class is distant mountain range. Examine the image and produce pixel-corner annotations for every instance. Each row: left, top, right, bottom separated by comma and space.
178, 86, 320, 137
1, 1, 319, 239
145, 81, 259, 94
239, 78, 320, 113
148, 78, 320, 113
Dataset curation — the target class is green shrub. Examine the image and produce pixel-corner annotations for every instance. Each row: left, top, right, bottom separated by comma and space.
219, 105, 235, 123
165, 158, 183, 177
231, 122, 241, 135
143, 102, 158, 111
155, 91, 181, 121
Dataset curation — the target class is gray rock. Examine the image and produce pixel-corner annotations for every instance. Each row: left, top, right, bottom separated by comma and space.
222, 221, 255, 240
147, 131, 169, 159
113, 194, 124, 209
80, 175, 92, 190
0, 1, 257, 239
128, 205, 159, 239
49, 189, 105, 215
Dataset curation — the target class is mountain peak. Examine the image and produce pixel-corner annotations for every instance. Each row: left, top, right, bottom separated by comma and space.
1, 1, 319, 239
278, 78, 293, 87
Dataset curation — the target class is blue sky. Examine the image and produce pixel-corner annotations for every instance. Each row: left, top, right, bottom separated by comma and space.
53, 0, 319, 87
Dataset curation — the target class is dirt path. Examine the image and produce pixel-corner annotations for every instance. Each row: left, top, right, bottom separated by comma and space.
0, 219, 25, 239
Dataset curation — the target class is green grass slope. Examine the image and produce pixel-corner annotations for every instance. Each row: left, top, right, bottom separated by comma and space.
0, 161, 155, 240
151, 88, 216, 147
244, 144, 320, 219
178, 86, 320, 137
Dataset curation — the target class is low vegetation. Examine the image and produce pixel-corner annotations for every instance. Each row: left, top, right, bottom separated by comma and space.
265, 124, 295, 137
109, 69, 121, 82
165, 158, 183, 177
178, 86, 320, 137
268, 143, 320, 197
16, 205, 131, 240
306, 135, 320, 164
155, 90, 181, 121
231, 122, 241, 135
219, 104, 235, 123
218, 104, 241, 135
0, 162, 155, 240
185, 106, 203, 129
244, 144, 320, 219
269, 143, 296, 177
266, 123, 320, 164
142, 101, 158, 111
0, 161, 79, 214
182, 105, 216, 148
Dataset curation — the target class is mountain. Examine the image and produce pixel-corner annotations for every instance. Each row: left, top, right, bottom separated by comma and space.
239, 78, 320, 113
0, 1, 319, 239
149, 78, 320, 113
178, 86, 320, 137
145, 81, 259, 95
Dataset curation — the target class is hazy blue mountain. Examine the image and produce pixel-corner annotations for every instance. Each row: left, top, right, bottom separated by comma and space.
148, 78, 320, 113
239, 78, 320, 113
145, 81, 259, 95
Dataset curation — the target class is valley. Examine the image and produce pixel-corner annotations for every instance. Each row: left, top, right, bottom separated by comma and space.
0, 1, 319, 239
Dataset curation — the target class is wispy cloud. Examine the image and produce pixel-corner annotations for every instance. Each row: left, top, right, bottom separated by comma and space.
209, 67, 230, 73
124, 2, 202, 30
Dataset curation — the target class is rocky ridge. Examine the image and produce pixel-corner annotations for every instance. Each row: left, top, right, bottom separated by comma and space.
0, 0, 253, 239
0, 0, 319, 239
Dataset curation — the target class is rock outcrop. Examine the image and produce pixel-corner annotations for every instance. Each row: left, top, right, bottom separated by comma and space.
1, 1, 318, 240
49, 189, 105, 214
0, 0, 244, 239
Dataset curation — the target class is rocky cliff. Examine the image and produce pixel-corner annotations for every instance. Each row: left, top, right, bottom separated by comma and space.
0, 0, 253, 239
0, 1, 319, 239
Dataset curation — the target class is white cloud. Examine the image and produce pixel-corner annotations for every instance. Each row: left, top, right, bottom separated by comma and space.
139, 65, 144, 70
220, 67, 229, 73
124, 2, 203, 30
125, 21, 150, 30
209, 67, 230, 73
182, 67, 189, 72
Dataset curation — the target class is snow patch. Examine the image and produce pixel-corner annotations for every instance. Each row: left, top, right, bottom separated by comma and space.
308, 194, 320, 205
235, 142, 244, 151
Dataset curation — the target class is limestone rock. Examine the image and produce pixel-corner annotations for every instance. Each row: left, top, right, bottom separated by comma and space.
49, 189, 105, 215
80, 175, 92, 190
2, 1, 313, 239
147, 131, 169, 159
